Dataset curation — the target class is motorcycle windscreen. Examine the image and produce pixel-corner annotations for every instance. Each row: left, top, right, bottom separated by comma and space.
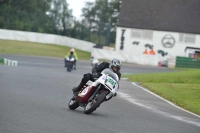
101, 68, 119, 82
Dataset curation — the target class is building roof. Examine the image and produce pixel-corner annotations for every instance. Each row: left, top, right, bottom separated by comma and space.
118, 0, 200, 34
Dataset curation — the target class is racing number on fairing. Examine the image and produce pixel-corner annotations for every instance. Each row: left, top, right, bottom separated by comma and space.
107, 78, 116, 86
106, 77, 116, 89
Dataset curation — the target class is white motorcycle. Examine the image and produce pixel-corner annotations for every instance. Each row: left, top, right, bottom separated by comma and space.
68, 68, 119, 114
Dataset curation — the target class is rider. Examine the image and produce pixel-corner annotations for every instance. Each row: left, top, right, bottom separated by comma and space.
90, 54, 99, 66
64, 48, 78, 70
72, 58, 122, 95
90, 54, 95, 66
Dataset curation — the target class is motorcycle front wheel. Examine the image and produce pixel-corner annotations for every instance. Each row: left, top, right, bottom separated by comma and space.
68, 97, 79, 110
67, 67, 71, 72
84, 92, 106, 114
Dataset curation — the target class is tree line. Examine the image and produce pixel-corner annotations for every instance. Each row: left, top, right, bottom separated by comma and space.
0, 0, 121, 46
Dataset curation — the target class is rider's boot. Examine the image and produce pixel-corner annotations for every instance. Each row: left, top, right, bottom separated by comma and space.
72, 82, 84, 96
72, 88, 79, 96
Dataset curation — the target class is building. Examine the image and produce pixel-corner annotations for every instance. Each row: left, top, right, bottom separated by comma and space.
115, 0, 200, 66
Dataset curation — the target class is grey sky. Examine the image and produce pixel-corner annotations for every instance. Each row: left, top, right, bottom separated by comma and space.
67, 0, 95, 20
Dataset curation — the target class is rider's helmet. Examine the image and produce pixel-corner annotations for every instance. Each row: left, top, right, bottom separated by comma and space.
109, 58, 122, 73
70, 48, 75, 54
91, 54, 94, 59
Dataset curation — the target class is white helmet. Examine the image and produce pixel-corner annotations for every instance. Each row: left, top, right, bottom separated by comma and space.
70, 48, 74, 52
109, 58, 122, 72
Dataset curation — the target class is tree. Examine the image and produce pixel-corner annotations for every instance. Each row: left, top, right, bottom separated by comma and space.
0, 0, 53, 32
0, 0, 122, 46
81, 0, 121, 46
0, 0, 73, 35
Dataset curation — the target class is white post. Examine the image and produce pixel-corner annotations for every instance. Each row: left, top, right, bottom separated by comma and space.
7, 60, 11, 66
4, 58, 7, 65
3, 58, 18, 66
11, 61, 15, 66
12, 61, 18, 66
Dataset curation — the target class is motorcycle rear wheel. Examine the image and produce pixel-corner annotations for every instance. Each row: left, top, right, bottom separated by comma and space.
68, 97, 79, 110
66, 63, 72, 72
84, 92, 106, 114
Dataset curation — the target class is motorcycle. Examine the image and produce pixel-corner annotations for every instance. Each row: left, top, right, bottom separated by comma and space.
68, 68, 119, 114
66, 55, 75, 72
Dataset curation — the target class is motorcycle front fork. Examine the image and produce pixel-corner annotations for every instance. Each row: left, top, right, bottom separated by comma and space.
88, 84, 108, 102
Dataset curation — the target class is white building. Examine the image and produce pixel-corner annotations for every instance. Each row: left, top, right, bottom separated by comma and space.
115, 0, 200, 66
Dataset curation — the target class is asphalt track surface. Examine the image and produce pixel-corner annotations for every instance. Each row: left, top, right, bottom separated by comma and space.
0, 54, 200, 133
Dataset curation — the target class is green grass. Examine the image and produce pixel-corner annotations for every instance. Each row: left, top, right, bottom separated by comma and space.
123, 68, 200, 115
0, 39, 91, 60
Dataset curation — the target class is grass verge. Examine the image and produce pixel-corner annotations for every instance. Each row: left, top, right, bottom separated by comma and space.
0, 39, 91, 60
122, 68, 200, 115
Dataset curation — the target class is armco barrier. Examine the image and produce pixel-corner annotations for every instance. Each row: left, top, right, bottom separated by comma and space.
176, 56, 200, 68
0, 29, 95, 52
92, 48, 159, 66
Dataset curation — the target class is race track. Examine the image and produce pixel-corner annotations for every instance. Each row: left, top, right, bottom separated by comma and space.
0, 54, 199, 133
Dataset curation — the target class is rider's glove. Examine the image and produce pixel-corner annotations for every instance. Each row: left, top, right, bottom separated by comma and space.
92, 72, 98, 78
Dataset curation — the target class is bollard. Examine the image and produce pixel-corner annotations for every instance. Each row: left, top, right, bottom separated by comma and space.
11, 61, 15, 66
4, 58, 6, 64
2, 58, 18, 66
4, 58, 7, 65
0, 58, 4, 63
7, 60, 11, 66
12, 61, 18, 66
15, 61, 18, 66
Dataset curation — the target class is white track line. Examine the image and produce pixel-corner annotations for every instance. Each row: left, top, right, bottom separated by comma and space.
118, 82, 200, 127
131, 82, 200, 119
